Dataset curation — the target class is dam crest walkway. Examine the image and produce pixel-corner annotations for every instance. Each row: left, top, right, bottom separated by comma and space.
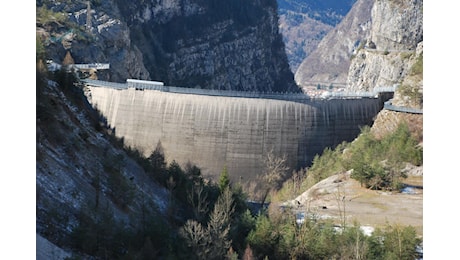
82, 78, 421, 114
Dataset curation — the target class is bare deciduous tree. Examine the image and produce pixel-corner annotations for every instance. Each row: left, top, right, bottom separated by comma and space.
180, 188, 235, 259
207, 187, 235, 259
334, 183, 347, 229
259, 149, 289, 207
187, 183, 209, 222
291, 168, 307, 197
180, 220, 210, 259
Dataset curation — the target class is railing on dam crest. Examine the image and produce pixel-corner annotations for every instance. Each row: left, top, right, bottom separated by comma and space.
82, 78, 397, 102
384, 100, 423, 114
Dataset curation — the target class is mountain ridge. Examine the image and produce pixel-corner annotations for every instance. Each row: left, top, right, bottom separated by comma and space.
294, 0, 374, 89
277, 0, 356, 73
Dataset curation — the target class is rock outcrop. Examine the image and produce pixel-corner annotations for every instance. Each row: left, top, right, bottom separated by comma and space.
346, 0, 423, 91
40, 0, 151, 82
369, 0, 423, 52
357, 0, 423, 143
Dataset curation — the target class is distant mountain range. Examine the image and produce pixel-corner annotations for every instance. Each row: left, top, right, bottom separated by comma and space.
277, 0, 357, 73
293, 0, 375, 89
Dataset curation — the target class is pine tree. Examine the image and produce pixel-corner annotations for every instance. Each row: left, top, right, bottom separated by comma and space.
219, 165, 230, 191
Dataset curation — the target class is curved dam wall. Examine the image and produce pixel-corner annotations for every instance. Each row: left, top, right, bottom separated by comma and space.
86, 86, 382, 183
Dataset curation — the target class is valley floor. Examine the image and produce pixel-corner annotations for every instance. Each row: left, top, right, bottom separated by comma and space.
290, 169, 423, 236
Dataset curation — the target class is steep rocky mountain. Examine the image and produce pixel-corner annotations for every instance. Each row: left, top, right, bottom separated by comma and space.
294, 0, 374, 89
347, 0, 423, 149
346, 0, 423, 142
37, 0, 299, 92
277, 0, 356, 73
346, 0, 423, 92
36, 71, 172, 257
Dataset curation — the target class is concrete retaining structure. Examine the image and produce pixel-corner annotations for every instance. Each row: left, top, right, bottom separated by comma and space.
85, 86, 383, 183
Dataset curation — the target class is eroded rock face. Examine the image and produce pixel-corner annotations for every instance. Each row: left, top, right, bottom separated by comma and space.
369, 0, 423, 52
346, 48, 415, 91
356, 0, 423, 144
41, 0, 151, 82
346, 0, 423, 91
40, 0, 298, 92
117, 0, 298, 92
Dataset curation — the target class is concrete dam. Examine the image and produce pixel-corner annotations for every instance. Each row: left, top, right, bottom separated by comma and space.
84, 80, 388, 183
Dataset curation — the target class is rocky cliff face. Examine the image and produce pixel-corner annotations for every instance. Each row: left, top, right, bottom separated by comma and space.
369, 41, 423, 142
117, 0, 298, 92
36, 74, 173, 257
38, 0, 151, 83
346, 0, 423, 91
369, 0, 423, 52
294, 0, 374, 88
359, 0, 423, 142
38, 0, 298, 92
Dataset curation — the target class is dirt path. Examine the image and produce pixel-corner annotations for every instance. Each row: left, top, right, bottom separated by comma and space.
289, 170, 423, 236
